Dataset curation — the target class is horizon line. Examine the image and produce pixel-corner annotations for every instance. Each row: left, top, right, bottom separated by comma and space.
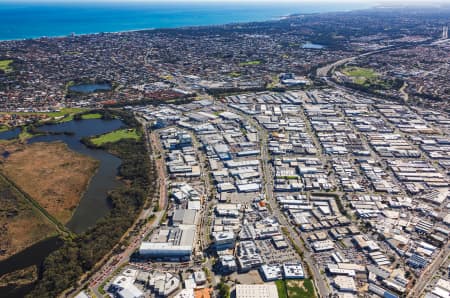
0, 0, 449, 4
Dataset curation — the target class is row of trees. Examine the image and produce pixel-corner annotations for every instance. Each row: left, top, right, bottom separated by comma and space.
72, 109, 116, 121
105, 97, 194, 108
27, 111, 155, 297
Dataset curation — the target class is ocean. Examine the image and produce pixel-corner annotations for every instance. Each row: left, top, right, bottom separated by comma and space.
0, 2, 372, 41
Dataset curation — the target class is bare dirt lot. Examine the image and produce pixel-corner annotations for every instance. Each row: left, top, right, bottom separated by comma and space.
231, 270, 264, 284
0, 141, 98, 224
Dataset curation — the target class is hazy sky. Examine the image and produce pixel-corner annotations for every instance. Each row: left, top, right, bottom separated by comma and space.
0, 0, 447, 3
0, 0, 448, 6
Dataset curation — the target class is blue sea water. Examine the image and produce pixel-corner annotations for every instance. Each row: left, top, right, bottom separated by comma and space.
0, 2, 372, 41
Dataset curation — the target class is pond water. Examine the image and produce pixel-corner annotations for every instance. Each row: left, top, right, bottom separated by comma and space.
29, 118, 124, 233
0, 237, 63, 298
69, 83, 112, 93
0, 118, 125, 297
0, 127, 21, 140
302, 42, 325, 49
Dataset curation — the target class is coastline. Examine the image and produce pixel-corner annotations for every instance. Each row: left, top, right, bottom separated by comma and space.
0, 3, 373, 42
0, 17, 289, 42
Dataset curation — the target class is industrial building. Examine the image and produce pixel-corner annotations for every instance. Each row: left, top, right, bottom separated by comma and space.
139, 225, 195, 260
109, 275, 144, 298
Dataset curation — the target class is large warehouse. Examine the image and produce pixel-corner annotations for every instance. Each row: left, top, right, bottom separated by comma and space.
139, 225, 195, 260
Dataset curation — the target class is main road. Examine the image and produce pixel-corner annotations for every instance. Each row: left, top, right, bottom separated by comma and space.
68, 118, 169, 298
315, 38, 441, 103
406, 241, 450, 298
254, 118, 331, 298
315, 42, 415, 79
221, 102, 331, 297
315, 36, 448, 298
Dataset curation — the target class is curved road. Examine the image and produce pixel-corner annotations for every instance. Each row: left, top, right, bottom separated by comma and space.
316, 45, 400, 79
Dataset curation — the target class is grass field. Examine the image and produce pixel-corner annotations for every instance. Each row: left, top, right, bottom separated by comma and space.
0, 125, 10, 133
342, 66, 378, 85
39, 107, 87, 118
81, 113, 102, 120
91, 128, 140, 146
239, 60, 262, 66
275, 279, 316, 298
287, 279, 316, 298
276, 280, 288, 298
0, 142, 98, 224
342, 66, 378, 78
55, 114, 75, 123
0, 175, 57, 261
0, 107, 87, 117
44, 107, 88, 123
0, 59, 13, 72
0, 108, 88, 125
